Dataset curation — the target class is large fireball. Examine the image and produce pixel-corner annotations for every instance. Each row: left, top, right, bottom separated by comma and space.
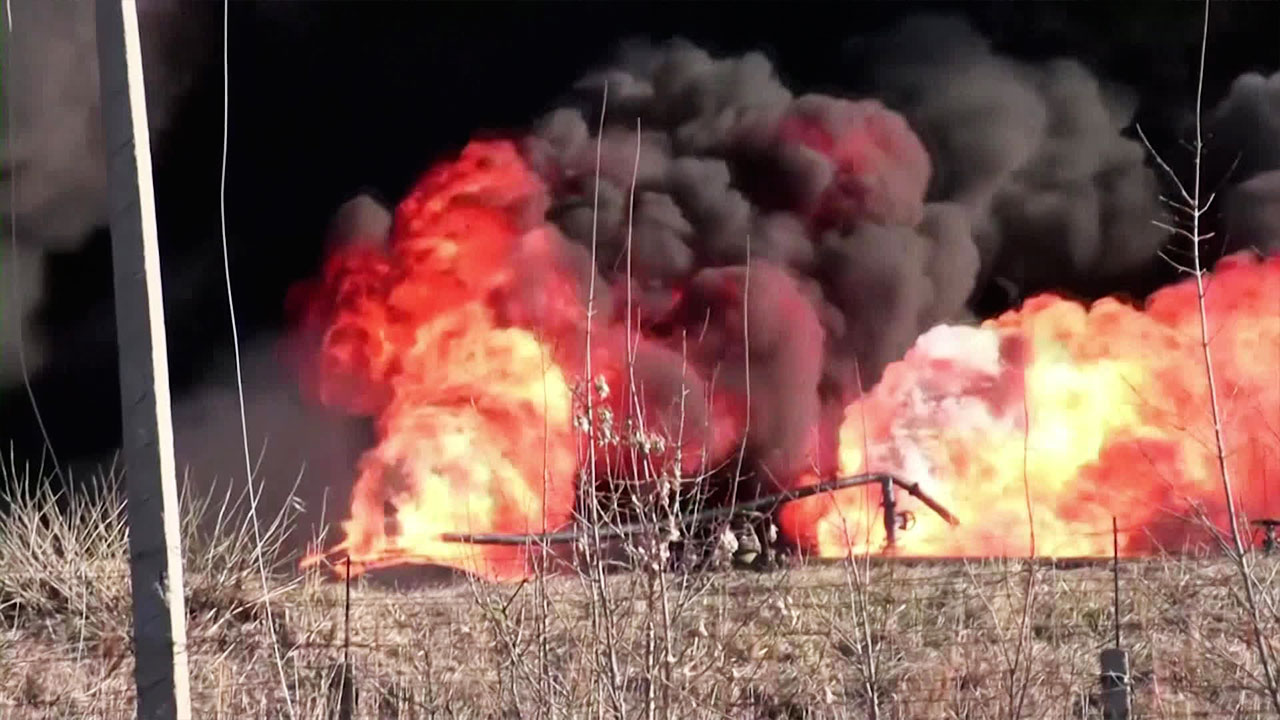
780, 254, 1280, 558
295, 142, 581, 581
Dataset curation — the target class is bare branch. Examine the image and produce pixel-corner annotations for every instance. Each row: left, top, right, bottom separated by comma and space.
1136, 123, 1193, 205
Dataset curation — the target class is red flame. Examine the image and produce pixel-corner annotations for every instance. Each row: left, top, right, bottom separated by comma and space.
297, 138, 1280, 581
295, 141, 582, 580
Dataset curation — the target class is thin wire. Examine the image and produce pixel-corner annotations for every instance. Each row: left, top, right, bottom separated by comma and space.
3, 1, 63, 481
218, 4, 295, 716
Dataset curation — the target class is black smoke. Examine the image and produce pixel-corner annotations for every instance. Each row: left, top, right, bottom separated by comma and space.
0, 0, 210, 382
229, 18, 1280, 498
849, 15, 1167, 299
1210, 71, 1280, 255
512, 25, 1179, 476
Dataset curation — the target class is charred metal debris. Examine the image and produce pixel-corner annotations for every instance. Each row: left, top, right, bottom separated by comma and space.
440, 472, 961, 566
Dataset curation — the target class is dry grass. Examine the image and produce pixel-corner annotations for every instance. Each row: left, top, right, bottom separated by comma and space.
1, 460, 1278, 720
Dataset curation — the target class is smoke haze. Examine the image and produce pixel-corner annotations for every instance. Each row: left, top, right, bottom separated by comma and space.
0, 0, 208, 382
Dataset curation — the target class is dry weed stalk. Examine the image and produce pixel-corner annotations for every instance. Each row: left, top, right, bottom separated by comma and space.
1136, 1, 1280, 713
825, 356, 888, 720
5, 462, 1278, 719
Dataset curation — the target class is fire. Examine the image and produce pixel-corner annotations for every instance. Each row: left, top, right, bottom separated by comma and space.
330, 304, 577, 581
780, 253, 1280, 558
296, 142, 581, 580
296, 136, 1280, 582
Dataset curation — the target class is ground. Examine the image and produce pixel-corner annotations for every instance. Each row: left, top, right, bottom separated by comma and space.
3, 495, 1278, 720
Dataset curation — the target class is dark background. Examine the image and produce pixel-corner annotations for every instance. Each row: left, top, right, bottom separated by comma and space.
5, 0, 1279, 475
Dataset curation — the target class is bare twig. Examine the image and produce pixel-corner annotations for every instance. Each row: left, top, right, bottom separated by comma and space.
1142, 2, 1280, 712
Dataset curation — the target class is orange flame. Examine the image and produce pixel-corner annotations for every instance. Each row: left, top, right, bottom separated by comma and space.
297, 141, 581, 580
780, 253, 1280, 558
297, 138, 1280, 581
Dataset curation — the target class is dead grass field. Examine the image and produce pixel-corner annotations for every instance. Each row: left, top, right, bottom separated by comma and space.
2, 470, 1278, 719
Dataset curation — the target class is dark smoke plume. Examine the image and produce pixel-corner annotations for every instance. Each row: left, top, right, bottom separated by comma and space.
504, 18, 1280, 477
514, 33, 1038, 476
850, 15, 1167, 297
0, 0, 205, 382
1209, 71, 1280, 254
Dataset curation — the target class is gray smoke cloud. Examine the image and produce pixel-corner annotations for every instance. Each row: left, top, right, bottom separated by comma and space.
516, 37, 985, 476
671, 262, 827, 479
170, 339, 370, 551
526, 42, 973, 363
0, 0, 205, 382
854, 15, 1167, 296
1226, 171, 1280, 254
503, 19, 1280, 475
1210, 71, 1280, 254
322, 193, 394, 254
165, 199, 390, 555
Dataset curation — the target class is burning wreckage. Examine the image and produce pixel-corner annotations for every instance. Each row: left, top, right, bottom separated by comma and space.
288, 36, 1280, 583
438, 473, 960, 572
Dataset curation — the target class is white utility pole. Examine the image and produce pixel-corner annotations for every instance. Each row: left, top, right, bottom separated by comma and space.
95, 1, 193, 718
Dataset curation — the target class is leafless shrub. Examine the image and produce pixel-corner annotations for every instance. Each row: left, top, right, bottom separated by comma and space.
4, 459, 1279, 719
1135, 2, 1280, 714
